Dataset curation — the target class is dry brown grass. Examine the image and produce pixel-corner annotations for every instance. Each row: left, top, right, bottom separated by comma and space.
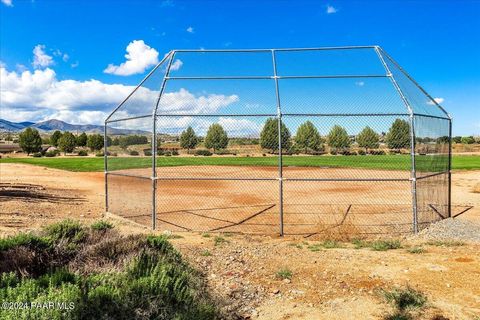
472, 183, 480, 193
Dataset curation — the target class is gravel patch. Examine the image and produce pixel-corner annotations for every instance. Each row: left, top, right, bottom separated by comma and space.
412, 218, 480, 243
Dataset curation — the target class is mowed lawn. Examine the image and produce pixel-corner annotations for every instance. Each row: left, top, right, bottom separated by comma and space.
1, 155, 479, 172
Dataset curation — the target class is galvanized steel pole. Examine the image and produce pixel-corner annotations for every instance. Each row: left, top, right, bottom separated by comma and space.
271, 49, 284, 236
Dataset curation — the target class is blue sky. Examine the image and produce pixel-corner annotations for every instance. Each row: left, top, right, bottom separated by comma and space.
0, 0, 479, 136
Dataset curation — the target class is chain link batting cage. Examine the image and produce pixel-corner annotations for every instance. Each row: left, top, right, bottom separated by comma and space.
104, 46, 451, 237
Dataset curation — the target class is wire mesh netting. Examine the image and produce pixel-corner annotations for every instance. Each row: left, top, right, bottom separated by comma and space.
104, 46, 451, 237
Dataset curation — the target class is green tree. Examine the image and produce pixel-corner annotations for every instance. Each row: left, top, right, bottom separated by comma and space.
87, 134, 104, 151
260, 118, 292, 153
76, 132, 88, 147
327, 125, 351, 152
19, 128, 42, 155
356, 126, 380, 152
119, 137, 129, 150
294, 121, 323, 154
386, 119, 410, 149
50, 130, 63, 147
180, 126, 199, 153
461, 136, 475, 144
204, 123, 228, 153
58, 131, 77, 155
452, 136, 462, 144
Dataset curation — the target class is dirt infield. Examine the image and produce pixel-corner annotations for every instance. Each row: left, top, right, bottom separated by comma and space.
2, 162, 476, 237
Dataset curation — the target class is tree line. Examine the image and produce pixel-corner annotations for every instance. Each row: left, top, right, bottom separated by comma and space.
176, 118, 413, 154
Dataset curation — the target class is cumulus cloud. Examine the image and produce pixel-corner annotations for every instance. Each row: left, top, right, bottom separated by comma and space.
104, 40, 159, 76
326, 5, 337, 14
427, 97, 444, 105
32, 45, 54, 68
1, 0, 13, 7
0, 65, 240, 125
169, 59, 183, 71
186, 26, 194, 33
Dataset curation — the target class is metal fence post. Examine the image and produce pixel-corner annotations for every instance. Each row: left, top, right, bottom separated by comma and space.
104, 122, 108, 213
151, 51, 175, 230
448, 118, 452, 217
271, 49, 284, 236
409, 115, 419, 233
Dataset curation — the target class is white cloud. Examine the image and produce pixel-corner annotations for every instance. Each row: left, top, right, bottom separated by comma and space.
1, 0, 13, 7
0, 65, 240, 125
104, 40, 159, 76
427, 97, 444, 105
169, 59, 183, 71
326, 4, 337, 14
32, 45, 54, 68
355, 81, 365, 86
71, 61, 79, 68
62, 54, 69, 62
186, 26, 194, 33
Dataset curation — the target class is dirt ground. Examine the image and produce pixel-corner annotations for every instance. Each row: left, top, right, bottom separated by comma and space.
0, 163, 479, 319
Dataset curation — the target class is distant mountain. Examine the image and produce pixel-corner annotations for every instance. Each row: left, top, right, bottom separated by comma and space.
0, 118, 149, 135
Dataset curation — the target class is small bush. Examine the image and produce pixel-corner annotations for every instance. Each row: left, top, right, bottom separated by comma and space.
32, 152, 42, 157
172, 150, 179, 156
371, 239, 402, 251
381, 286, 427, 311
144, 149, 152, 156
200, 250, 211, 257
358, 149, 366, 155
307, 244, 322, 252
330, 149, 337, 155
426, 240, 465, 247
77, 150, 88, 156
201, 233, 211, 238
276, 268, 292, 280
44, 219, 86, 246
213, 236, 228, 246
370, 150, 386, 155
287, 243, 303, 249
407, 246, 425, 254
95, 152, 104, 157
45, 150, 58, 157
0, 233, 50, 252
195, 149, 213, 156
129, 150, 139, 156
322, 240, 342, 249
91, 220, 114, 231
352, 239, 370, 249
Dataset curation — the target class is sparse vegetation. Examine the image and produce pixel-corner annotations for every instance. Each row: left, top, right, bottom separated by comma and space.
380, 286, 427, 320
275, 268, 293, 280
407, 246, 425, 254
90, 220, 114, 231
201, 250, 212, 257
214, 236, 228, 246
426, 240, 465, 247
371, 239, 402, 251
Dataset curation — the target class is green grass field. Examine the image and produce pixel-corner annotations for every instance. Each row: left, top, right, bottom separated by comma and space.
1, 154, 478, 172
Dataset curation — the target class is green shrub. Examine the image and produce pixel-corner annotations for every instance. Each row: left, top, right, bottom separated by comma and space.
213, 236, 228, 246
172, 149, 179, 156
0, 233, 50, 252
371, 239, 402, 251
370, 149, 386, 155
322, 240, 342, 249
91, 220, 114, 231
129, 150, 139, 156
0, 225, 218, 320
195, 149, 213, 156
45, 150, 58, 157
352, 239, 370, 249
144, 149, 152, 156
358, 149, 366, 155
381, 286, 427, 311
77, 150, 88, 156
426, 240, 464, 247
276, 268, 292, 280
44, 219, 86, 245
95, 152, 104, 157
407, 246, 425, 254
32, 152, 42, 157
